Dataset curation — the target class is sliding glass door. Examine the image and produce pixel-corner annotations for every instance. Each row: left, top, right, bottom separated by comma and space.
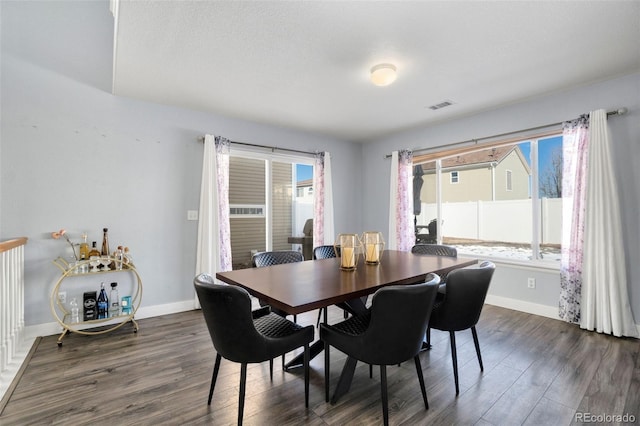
228, 152, 313, 269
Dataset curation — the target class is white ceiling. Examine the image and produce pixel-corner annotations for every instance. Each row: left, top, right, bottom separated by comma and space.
112, 1, 640, 143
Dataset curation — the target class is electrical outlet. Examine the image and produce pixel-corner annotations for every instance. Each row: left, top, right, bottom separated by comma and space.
527, 278, 536, 289
58, 291, 67, 304
187, 210, 198, 221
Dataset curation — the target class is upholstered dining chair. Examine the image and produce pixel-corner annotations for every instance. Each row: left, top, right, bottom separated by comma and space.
427, 261, 495, 394
252, 250, 304, 320
194, 273, 314, 426
411, 243, 458, 348
320, 274, 441, 426
411, 243, 458, 258
313, 245, 367, 326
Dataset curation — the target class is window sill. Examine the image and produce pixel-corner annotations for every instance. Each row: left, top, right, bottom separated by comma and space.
460, 253, 561, 273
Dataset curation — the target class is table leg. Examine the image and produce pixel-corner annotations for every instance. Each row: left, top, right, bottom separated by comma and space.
284, 340, 324, 370
330, 356, 358, 404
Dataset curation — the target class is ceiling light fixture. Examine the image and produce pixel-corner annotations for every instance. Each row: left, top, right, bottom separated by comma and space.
370, 63, 397, 87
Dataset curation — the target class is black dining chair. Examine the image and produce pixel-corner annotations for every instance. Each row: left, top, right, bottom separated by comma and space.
320, 274, 441, 426
252, 250, 304, 320
427, 261, 495, 395
194, 273, 314, 426
313, 245, 368, 326
411, 243, 457, 258
411, 243, 459, 348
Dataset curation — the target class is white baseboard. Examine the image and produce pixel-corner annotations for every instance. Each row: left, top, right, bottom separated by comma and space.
485, 295, 640, 337
24, 299, 199, 340
485, 295, 561, 320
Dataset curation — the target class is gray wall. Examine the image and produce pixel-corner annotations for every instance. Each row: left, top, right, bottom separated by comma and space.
0, 1, 362, 326
2, 0, 638, 328
359, 72, 640, 323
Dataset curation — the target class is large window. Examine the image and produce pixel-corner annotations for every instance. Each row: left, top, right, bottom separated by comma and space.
413, 134, 562, 263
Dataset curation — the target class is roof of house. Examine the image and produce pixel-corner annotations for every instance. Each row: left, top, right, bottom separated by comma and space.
417, 145, 530, 173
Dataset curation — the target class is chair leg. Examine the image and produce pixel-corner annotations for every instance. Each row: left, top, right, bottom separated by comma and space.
324, 340, 330, 402
369, 364, 373, 378
269, 358, 274, 381
304, 343, 310, 408
426, 326, 432, 349
239, 363, 247, 426
380, 365, 389, 426
449, 331, 460, 395
208, 353, 222, 405
471, 326, 484, 371
414, 355, 429, 410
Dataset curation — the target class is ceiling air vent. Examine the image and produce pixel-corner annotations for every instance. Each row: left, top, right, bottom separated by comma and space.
427, 100, 454, 111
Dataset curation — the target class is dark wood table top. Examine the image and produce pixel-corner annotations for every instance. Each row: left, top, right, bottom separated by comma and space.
216, 250, 477, 315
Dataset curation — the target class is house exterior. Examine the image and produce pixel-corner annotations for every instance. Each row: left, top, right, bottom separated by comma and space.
416, 145, 531, 203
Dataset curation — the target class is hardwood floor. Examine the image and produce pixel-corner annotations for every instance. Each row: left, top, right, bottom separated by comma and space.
1, 304, 638, 425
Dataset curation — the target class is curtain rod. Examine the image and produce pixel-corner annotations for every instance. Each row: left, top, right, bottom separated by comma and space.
384, 107, 627, 159
198, 136, 317, 156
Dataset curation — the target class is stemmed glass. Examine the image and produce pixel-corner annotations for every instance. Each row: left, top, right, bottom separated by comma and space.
100, 255, 111, 271
89, 256, 101, 273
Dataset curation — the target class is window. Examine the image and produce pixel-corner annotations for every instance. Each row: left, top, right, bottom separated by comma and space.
413, 134, 562, 263
228, 154, 313, 269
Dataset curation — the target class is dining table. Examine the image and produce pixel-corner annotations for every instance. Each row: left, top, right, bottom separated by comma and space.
216, 249, 477, 402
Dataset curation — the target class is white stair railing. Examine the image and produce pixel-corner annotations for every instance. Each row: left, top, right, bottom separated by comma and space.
0, 237, 27, 401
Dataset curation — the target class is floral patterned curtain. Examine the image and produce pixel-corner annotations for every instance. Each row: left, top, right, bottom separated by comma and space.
196, 135, 232, 294
313, 152, 334, 246
559, 115, 589, 323
388, 150, 414, 251
560, 110, 637, 337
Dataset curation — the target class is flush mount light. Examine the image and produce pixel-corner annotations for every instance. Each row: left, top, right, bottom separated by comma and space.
370, 63, 397, 87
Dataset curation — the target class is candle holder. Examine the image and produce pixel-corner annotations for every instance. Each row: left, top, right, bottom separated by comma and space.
335, 234, 361, 271
362, 231, 385, 265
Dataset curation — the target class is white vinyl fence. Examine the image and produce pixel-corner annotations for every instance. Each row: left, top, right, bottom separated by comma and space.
417, 198, 561, 245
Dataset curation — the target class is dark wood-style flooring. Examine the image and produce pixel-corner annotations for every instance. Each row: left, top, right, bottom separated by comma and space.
1, 303, 638, 425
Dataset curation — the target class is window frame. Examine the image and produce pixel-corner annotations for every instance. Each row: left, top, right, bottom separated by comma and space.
412, 130, 562, 268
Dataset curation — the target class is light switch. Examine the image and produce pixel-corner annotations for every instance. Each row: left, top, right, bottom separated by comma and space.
187, 210, 198, 221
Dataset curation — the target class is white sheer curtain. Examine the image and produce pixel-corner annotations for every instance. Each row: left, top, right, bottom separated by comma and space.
313, 152, 335, 246
580, 110, 637, 337
195, 135, 232, 307
388, 150, 414, 251
560, 110, 638, 337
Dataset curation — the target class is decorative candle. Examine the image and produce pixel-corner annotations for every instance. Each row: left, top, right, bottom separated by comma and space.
342, 247, 355, 269
362, 231, 384, 265
366, 243, 379, 263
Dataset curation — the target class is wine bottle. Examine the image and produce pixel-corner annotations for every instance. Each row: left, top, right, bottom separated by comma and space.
97, 282, 109, 319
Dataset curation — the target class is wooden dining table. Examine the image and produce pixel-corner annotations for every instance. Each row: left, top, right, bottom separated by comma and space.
216, 249, 477, 402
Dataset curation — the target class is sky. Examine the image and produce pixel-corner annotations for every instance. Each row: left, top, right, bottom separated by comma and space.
518, 135, 562, 197
296, 164, 313, 182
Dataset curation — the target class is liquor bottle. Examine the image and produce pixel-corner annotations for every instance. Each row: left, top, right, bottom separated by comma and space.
102, 228, 115, 270
101, 228, 110, 256
109, 282, 120, 317
79, 233, 90, 261
97, 282, 109, 319
69, 297, 80, 323
88, 241, 101, 258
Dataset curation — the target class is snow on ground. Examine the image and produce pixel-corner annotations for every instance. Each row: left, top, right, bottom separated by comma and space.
454, 244, 561, 262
